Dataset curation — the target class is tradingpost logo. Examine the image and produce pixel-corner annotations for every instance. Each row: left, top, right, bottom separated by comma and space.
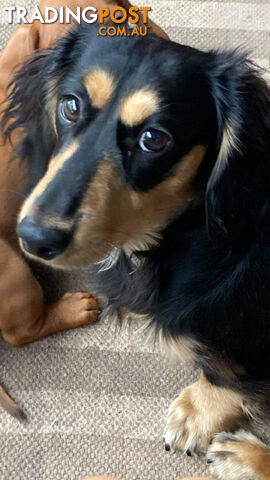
4, 5, 152, 37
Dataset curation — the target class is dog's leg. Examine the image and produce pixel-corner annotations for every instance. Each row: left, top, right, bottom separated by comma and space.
207, 430, 270, 480
0, 238, 98, 347
163, 372, 248, 455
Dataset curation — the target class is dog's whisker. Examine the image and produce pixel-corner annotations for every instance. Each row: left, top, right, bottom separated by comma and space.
0, 188, 26, 198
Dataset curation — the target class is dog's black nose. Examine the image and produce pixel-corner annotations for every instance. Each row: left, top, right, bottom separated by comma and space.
17, 217, 71, 260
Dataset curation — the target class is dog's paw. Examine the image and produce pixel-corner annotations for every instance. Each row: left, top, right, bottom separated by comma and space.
163, 384, 213, 454
163, 375, 245, 455
207, 430, 270, 480
52, 291, 99, 327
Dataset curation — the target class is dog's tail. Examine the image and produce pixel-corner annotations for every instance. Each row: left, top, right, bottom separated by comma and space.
0, 385, 26, 420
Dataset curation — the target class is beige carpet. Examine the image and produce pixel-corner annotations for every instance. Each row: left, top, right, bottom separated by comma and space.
0, 2, 269, 480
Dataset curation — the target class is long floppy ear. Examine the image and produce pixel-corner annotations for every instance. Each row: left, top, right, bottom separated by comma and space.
205, 52, 270, 250
1, 49, 57, 193
1, 27, 80, 193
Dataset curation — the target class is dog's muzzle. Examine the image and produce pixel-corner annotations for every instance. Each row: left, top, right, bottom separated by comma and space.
17, 217, 72, 260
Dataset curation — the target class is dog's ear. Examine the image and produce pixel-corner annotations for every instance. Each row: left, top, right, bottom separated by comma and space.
205, 52, 270, 251
1, 48, 57, 191
1, 27, 80, 192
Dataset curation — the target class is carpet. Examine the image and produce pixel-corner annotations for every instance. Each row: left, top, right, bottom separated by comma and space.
0, 1, 269, 479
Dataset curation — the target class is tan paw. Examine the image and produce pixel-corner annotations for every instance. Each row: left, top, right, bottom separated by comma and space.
163, 374, 245, 455
163, 383, 214, 454
51, 291, 99, 327
207, 430, 270, 480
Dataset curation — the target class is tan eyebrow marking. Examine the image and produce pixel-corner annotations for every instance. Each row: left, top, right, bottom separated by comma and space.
120, 89, 160, 127
84, 68, 116, 109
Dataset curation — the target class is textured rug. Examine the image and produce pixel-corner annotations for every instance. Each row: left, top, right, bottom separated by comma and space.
0, 1, 269, 480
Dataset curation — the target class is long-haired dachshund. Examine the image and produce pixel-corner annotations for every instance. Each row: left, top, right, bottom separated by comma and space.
0, 0, 167, 418
4, 22, 270, 479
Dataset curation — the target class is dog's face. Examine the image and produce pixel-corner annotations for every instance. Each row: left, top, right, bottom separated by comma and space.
12, 28, 217, 269
11, 26, 268, 270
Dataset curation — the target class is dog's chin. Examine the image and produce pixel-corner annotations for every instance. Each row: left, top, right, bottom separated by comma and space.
20, 240, 114, 271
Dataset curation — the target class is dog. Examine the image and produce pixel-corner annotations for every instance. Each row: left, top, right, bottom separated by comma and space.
3, 18, 270, 480
0, 0, 167, 419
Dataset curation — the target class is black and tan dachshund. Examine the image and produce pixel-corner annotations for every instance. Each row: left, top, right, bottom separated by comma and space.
4, 24, 270, 479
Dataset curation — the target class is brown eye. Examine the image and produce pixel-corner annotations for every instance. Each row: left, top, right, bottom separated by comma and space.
139, 128, 171, 153
59, 96, 80, 123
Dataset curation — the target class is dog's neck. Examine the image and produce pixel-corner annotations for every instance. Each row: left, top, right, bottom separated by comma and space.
95, 231, 162, 272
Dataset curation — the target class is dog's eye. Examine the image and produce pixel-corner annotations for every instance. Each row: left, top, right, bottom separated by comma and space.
59, 96, 80, 123
139, 129, 170, 153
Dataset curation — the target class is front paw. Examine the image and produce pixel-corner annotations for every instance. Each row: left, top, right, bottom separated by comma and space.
207, 430, 270, 480
163, 374, 245, 455
163, 384, 212, 455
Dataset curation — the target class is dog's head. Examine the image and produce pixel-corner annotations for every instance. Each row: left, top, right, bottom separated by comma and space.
5, 25, 270, 269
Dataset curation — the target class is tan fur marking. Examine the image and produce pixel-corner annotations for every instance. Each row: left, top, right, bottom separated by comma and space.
154, 325, 245, 380
208, 430, 270, 480
47, 77, 59, 137
48, 94, 58, 137
126, 313, 198, 362
47, 145, 206, 269
84, 69, 116, 109
120, 89, 160, 127
155, 330, 198, 363
19, 141, 79, 223
164, 373, 249, 454
210, 121, 240, 185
